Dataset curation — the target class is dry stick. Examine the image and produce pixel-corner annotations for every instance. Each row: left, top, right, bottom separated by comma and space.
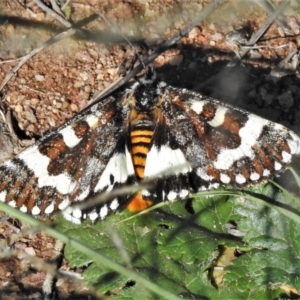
49, 0, 65, 18
227, 0, 290, 67
34, 0, 72, 28
5, 110, 21, 145
34, 0, 87, 39
270, 48, 299, 78
87, 0, 226, 107
61, 0, 71, 11
255, 0, 293, 35
0, 14, 99, 93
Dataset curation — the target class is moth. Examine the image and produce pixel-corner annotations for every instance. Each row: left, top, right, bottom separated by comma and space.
0, 72, 299, 223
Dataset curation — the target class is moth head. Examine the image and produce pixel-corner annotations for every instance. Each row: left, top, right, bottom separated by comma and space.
134, 83, 159, 111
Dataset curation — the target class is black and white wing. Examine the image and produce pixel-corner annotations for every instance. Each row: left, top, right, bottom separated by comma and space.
157, 85, 299, 195
0, 94, 134, 223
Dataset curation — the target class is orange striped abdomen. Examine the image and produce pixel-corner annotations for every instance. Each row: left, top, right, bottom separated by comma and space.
130, 129, 153, 180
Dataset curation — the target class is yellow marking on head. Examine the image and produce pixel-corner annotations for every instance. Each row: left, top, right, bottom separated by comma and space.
127, 192, 153, 212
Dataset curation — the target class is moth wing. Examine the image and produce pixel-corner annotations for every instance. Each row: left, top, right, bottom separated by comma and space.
140, 86, 300, 203
0, 96, 133, 222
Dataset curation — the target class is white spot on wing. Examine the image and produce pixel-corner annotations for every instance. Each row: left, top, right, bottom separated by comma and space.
89, 211, 98, 221
282, 151, 292, 163
158, 81, 167, 88
145, 146, 192, 178
179, 189, 189, 198
110, 199, 119, 210
263, 169, 270, 177
208, 183, 219, 189
45, 203, 54, 214
167, 191, 177, 201
31, 205, 41, 215
220, 173, 231, 184
19, 145, 76, 195
235, 174, 246, 184
63, 207, 81, 224
274, 161, 282, 171
100, 205, 108, 219
191, 100, 206, 114
157, 81, 167, 94
208, 107, 228, 127
20, 205, 27, 213
72, 208, 82, 219
0, 191, 7, 202
198, 186, 206, 191
58, 198, 70, 210
250, 172, 260, 181
8, 200, 16, 208
214, 115, 268, 170
60, 126, 82, 148
142, 190, 151, 197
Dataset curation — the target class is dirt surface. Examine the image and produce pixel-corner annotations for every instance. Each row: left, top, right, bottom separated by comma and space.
0, 0, 300, 299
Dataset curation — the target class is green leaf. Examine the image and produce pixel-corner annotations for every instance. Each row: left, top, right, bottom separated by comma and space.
56, 189, 240, 298
54, 179, 300, 299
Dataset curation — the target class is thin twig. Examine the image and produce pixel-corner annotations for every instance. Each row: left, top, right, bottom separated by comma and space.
255, 0, 293, 35
34, 0, 71, 28
34, 0, 87, 38
61, 0, 71, 11
0, 58, 22, 64
49, 0, 65, 18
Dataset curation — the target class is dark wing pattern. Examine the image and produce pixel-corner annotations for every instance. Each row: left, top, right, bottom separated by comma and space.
154, 85, 300, 194
0, 94, 134, 223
